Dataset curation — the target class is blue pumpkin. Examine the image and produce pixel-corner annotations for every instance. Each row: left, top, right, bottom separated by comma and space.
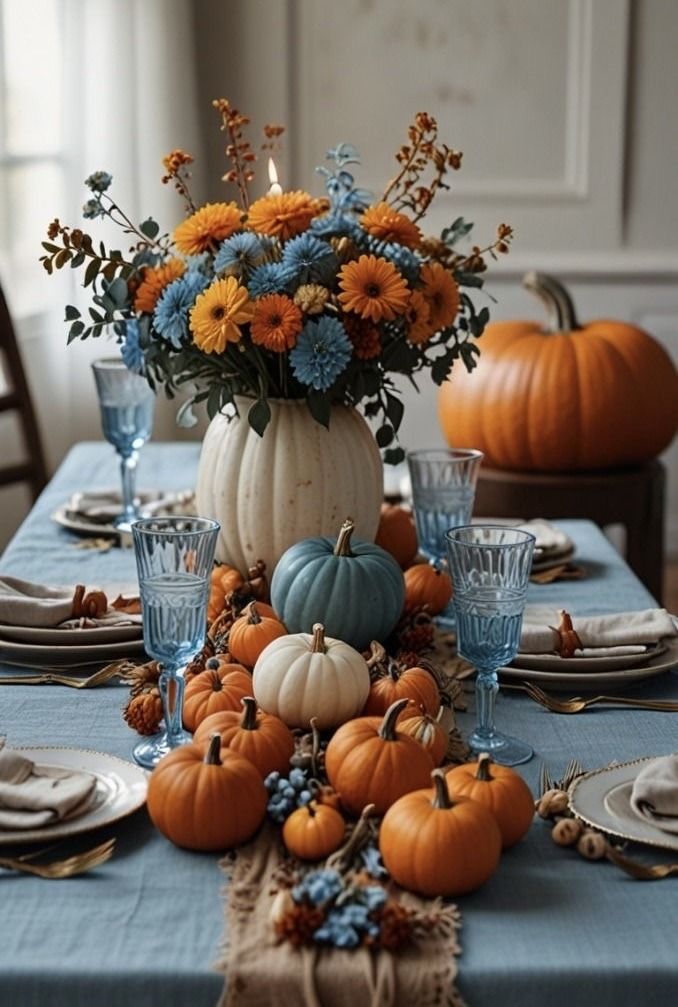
271, 518, 405, 650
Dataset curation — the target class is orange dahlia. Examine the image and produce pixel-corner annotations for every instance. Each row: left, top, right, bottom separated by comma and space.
343, 314, 382, 360
420, 262, 460, 332
173, 202, 243, 255
360, 202, 421, 249
133, 258, 186, 314
247, 191, 323, 241
189, 277, 254, 353
250, 294, 302, 352
405, 289, 434, 345
337, 255, 410, 323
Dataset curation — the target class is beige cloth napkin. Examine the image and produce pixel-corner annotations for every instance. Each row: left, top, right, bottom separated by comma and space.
630, 755, 678, 835
0, 739, 97, 830
519, 607, 676, 656
217, 826, 464, 1007
518, 519, 573, 557
0, 576, 141, 629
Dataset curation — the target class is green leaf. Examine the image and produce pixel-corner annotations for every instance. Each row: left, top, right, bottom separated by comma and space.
431, 349, 457, 386
307, 391, 331, 429
455, 271, 484, 289
106, 276, 129, 307
376, 424, 394, 448
89, 307, 104, 323
247, 398, 271, 437
70, 252, 86, 269
384, 391, 404, 433
84, 258, 100, 287
55, 249, 72, 269
140, 218, 160, 240
67, 320, 85, 344
41, 242, 61, 254
383, 446, 405, 466
64, 305, 81, 321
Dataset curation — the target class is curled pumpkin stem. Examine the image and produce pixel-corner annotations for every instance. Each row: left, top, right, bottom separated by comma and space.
325, 803, 376, 873
550, 610, 582, 658
333, 518, 355, 557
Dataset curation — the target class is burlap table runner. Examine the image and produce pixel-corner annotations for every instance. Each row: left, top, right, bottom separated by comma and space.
216, 827, 465, 1007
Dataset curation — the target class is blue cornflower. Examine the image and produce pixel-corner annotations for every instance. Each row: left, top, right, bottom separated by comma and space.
214, 232, 266, 279
153, 272, 210, 348
290, 316, 352, 392
82, 198, 105, 220
281, 233, 337, 285
120, 318, 145, 374
310, 211, 361, 241
246, 261, 291, 298
85, 170, 112, 193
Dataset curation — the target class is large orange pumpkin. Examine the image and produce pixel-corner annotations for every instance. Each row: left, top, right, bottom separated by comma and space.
182, 660, 252, 732
445, 752, 534, 849
438, 272, 678, 471
193, 696, 295, 778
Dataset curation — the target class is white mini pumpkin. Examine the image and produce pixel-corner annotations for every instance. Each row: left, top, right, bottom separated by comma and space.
252, 623, 370, 730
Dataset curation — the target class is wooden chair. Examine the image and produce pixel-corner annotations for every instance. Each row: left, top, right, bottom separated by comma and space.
0, 283, 48, 501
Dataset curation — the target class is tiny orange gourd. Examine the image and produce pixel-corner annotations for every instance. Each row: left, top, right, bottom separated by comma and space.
228, 601, 287, 668
363, 645, 439, 718
193, 696, 295, 778
398, 708, 448, 766
445, 752, 534, 848
208, 563, 245, 621
147, 733, 267, 851
282, 801, 346, 861
403, 562, 453, 615
182, 660, 252, 732
375, 504, 418, 569
379, 769, 502, 896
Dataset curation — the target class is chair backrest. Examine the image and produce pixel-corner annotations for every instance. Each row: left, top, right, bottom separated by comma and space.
0, 283, 48, 501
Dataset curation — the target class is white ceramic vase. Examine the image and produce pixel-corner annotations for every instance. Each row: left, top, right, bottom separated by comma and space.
195, 397, 383, 576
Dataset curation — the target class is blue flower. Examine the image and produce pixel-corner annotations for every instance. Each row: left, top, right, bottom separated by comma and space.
184, 252, 213, 277
120, 319, 145, 374
246, 262, 291, 298
310, 211, 360, 241
153, 272, 210, 349
290, 316, 352, 391
293, 868, 343, 907
355, 230, 421, 284
214, 232, 266, 279
281, 233, 337, 285
361, 886, 388, 912
85, 170, 112, 193
82, 198, 105, 220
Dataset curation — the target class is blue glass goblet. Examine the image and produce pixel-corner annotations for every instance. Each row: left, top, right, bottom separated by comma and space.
407, 449, 483, 629
131, 516, 220, 769
91, 358, 155, 532
446, 525, 536, 766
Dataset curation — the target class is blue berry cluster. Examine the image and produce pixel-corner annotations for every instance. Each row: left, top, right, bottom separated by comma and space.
291, 868, 389, 949
264, 768, 313, 824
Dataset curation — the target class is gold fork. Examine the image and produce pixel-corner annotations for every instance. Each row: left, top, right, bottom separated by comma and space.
0, 838, 115, 878
0, 660, 131, 689
523, 682, 678, 714
606, 845, 678, 880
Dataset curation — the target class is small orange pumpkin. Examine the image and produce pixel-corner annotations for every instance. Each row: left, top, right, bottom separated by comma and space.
193, 696, 295, 778
363, 644, 439, 718
325, 698, 434, 817
228, 602, 287, 668
398, 707, 448, 766
379, 769, 502, 896
282, 801, 346, 861
403, 562, 453, 615
375, 504, 418, 569
147, 733, 267, 851
446, 752, 534, 848
208, 564, 245, 622
182, 660, 252, 732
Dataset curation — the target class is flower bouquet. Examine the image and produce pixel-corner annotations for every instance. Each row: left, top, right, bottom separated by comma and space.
41, 100, 512, 464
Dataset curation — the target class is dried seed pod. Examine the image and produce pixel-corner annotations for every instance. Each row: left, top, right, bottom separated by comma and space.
537, 788, 570, 819
551, 817, 584, 847
577, 830, 608, 860
123, 688, 163, 735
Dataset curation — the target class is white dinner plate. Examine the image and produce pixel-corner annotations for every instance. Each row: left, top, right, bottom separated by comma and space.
0, 747, 148, 845
0, 622, 143, 646
569, 758, 678, 852
0, 635, 146, 666
499, 635, 678, 690
509, 643, 665, 673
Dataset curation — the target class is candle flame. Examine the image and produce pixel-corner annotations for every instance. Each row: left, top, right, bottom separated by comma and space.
268, 157, 279, 186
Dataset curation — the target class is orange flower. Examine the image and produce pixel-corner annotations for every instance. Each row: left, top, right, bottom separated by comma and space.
250, 294, 302, 352
420, 261, 460, 332
405, 289, 434, 345
337, 254, 410, 324
189, 278, 254, 353
247, 191, 323, 241
173, 202, 243, 255
343, 314, 382, 360
360, 202, 421, 249
133, 258, 186, 314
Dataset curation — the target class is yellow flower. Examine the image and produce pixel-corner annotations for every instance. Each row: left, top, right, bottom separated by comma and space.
189, 278, 254, 353
174, 202, 243, 255
337, 254, 410, 323
405, 289, 434, 345
360, 202, 421, 249
293, 283, 330, 315
247, 191, 323, 241
250, 294, 302, 352
420, 261, 460, 332
133, 258, 186, 314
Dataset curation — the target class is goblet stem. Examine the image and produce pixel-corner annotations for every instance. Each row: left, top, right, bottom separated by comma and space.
158, 665, 188, 749
119, 451, 138, 524
473, 669, 499, 745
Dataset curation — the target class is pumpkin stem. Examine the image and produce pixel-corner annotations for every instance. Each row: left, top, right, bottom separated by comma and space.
209, 670, 223, 692
240, 696, 258, 730
523, 271, 580, 332
431, 769, 453, 810
334, 518, 355, 557
311, 623, 326, 654
246, 602, 262, 625
309, 716, 321, 780
326, 803, 375, 873
366, 640, 386, 672
475, 752, 494, 781
387, 658, 401, 683
378, 698, 410, 740
204, 733, 222, 766
306, 802, 317, 819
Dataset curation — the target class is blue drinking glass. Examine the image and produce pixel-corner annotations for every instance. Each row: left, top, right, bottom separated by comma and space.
91, 358, 155, 532
446, 525, 535, 766
131, 516, 220, 769
407, 449, 483, 629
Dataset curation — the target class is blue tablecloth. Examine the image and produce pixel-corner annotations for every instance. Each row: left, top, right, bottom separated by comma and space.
1, 443, 677, 1007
